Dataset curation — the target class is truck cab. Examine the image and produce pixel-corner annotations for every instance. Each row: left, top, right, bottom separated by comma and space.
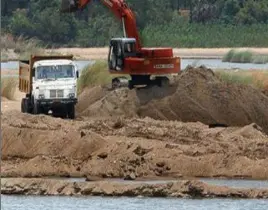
20, 55, 79, 119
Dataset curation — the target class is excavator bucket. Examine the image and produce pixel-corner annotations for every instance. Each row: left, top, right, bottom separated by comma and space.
61, 0, 78, 13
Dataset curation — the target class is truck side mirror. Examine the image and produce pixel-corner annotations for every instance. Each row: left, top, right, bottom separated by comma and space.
76, 71, 79, 78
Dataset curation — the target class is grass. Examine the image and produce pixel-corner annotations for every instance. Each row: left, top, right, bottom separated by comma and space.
77, 60, 124, 93
1, 77, 18, 100
222, 49, 268, 64
215, 70, 268, 91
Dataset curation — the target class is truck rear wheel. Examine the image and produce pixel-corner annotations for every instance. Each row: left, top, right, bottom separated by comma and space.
21, 98, 31, 113
21, 99, 26, 113
67, 104, 75, 119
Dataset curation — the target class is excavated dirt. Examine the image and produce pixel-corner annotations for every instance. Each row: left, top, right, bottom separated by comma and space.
77, 66, 268, 133
2, 110, 268, 179
2, 66, 268, 188
2, 178, 268, 198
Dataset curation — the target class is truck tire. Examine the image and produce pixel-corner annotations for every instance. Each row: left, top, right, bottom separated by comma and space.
52, 107, 67, 118
67, 104, 75, 119
25, 98, 32, 114
33, 102, 41, 115
21, 99, 26, 113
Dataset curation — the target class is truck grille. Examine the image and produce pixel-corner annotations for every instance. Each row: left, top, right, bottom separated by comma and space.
50, 89, 64, 98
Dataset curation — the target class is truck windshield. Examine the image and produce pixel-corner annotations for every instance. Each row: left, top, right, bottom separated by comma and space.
36, 65, 75, 79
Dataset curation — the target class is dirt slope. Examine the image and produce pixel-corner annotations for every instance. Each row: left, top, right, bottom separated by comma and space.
2, 111, 268, 179
77, 66, 268, 133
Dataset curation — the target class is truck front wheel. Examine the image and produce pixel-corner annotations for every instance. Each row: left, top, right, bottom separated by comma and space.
67, 104, 75, 119
33, 102, 41, 115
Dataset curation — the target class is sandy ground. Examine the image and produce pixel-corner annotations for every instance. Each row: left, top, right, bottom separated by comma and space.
48, 48, 268, 60
2, 66, 268, 185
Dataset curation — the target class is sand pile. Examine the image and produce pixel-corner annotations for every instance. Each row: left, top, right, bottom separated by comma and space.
77, 66, 268, 133
2, 66, 268, 180
1, 111, 107, 160
2, 111, 268, 179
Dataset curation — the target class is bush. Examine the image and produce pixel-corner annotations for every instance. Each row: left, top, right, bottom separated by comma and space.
77, 60, 124, 93
222, 49, 236, 62
252, 55, 268, 64
223, 49, 268, 64
216, 70, 268, 90
230, 51, 253, 63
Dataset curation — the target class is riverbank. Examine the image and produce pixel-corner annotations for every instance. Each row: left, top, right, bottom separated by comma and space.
2, 48, 268, 61
47, 47, 268, 60
2, 178, 268, 198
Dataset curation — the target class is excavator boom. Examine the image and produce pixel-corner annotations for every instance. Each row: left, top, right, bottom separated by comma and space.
61, 0, 141, 50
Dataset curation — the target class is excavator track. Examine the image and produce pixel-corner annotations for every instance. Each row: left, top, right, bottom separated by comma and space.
111, 77, 129, 89
111, 76, 170, 90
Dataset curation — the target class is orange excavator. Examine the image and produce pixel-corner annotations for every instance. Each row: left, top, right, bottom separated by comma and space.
61, 0, 181, 89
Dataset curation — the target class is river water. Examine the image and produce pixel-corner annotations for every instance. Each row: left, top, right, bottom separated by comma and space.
1, 195, 268, 210
1, 59, 268, 72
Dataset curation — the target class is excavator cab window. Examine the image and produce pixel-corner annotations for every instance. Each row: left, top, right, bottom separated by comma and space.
108, 38, 137, 71
108, 40, 123, 71
124, 43, 135, 54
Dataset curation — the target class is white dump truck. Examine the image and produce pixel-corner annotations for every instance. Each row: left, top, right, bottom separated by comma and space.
19, 55, 79, 119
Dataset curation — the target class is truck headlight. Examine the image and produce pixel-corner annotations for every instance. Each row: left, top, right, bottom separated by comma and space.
69, 93, 75, 98
39, 94, 45, 99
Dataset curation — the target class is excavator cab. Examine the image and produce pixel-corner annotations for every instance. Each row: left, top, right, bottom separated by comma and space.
108, 38, 137, 71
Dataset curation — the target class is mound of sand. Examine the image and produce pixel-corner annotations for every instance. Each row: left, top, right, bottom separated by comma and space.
2, 111, 268, 179
77, 66, 268, 133
2, 112, 107, 160
2, 66, 268, 180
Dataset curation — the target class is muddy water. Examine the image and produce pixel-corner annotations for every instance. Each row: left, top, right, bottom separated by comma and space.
2, 195, 268, 210
1, 59, 268, 72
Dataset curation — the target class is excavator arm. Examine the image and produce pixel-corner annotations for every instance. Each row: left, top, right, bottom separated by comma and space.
61, 0, 141, 50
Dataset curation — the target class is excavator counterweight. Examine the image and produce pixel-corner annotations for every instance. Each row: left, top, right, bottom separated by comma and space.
60, 0, 181, 89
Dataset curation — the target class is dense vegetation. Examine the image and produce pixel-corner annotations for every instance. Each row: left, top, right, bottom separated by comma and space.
1, 0, 268, 47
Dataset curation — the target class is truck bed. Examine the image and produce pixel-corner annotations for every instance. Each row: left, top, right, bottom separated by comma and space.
19, 60, 31, 94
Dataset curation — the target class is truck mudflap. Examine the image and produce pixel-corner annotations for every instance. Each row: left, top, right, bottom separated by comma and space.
37, 99, 78, 105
